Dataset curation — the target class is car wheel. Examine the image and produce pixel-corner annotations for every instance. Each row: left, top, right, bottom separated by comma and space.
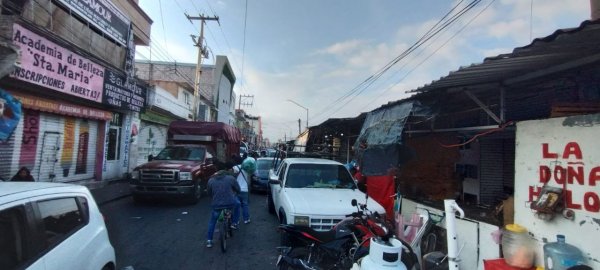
187, 182, 201, 204
279, 211, 291, 246
267, 192, 275, 214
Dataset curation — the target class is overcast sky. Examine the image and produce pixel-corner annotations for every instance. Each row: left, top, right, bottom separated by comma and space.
137, 0, 588, 143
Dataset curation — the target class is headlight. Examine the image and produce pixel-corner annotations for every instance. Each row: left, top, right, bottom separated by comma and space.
131, 170, 139, 180
180, 172, 192, 181
294, 216, 310, 226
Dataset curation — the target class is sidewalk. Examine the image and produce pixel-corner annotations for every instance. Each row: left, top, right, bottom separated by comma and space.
84, 179, 131, 205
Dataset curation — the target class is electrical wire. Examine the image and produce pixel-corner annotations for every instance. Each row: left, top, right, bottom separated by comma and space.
240, 0, 249, 93
158, 0, 168, 52
361, 0, 496, 110
436, 121, 514, 148
312, 0, 484, 123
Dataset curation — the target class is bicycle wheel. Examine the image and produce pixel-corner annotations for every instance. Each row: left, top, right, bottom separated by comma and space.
219, 219, 227, 253
227, 215, 234, 238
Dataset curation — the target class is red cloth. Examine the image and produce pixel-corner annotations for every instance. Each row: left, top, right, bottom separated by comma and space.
365, 175, 395, 217
483, 259, 536, 270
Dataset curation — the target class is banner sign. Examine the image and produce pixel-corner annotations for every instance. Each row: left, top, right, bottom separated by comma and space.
102, 69, 146, 112
11, 92, 112, 120
0, 88, 22, 141
56, 0, 130, 46
10, 24, 105, 102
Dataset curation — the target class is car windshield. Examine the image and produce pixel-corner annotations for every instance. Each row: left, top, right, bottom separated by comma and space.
285, 163, 356, 189
256, 159, 272, 170
154, 146, 205, 161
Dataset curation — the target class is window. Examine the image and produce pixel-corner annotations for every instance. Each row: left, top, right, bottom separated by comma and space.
0, 206, 28, 270
285, 164, 355, 188
278, 163, 288, 182
184, 92, 191, 105
37, 197, 87, 247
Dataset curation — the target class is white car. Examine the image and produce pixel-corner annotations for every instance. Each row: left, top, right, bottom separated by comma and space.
267, 158, 385, 231
0, 182, 116, 270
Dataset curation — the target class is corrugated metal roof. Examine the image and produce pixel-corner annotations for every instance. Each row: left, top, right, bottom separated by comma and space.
408, 20, 600, 94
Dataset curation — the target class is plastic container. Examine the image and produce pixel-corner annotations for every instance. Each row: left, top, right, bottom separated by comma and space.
501, 224, 534, 268
543, 235, 586, 270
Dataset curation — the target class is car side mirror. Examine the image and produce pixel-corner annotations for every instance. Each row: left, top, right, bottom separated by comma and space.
148, 155, 154, 161
205, 157, 213, 165
351, 199, 358, 207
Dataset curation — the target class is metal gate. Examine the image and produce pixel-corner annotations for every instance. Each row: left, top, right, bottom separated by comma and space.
37, 131, 61, 182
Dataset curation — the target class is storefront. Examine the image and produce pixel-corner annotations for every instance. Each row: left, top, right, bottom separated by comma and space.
0, 22, 146, 182
0, 92, 111, 182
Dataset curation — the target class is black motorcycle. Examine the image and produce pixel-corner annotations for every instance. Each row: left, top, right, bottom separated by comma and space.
276, 199, 410, 270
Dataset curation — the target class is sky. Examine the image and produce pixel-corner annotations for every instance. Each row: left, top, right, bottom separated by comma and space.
136, 0, 589, 143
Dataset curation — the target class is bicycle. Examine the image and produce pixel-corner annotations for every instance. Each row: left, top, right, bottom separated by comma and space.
216, 207, 234, 253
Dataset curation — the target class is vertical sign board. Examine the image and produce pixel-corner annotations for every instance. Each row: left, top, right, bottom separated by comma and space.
55, 0, 130, 46
514, 114, 600, 268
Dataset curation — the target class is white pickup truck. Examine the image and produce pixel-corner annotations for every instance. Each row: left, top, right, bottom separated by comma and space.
267, 158, 385, 231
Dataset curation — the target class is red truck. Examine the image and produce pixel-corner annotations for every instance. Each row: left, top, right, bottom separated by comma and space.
130, 121, 242, 204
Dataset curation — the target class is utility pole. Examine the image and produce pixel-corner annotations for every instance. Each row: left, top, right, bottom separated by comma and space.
238, 94, 254, 110
298, 119, 301, 134
187, 13, 219, 121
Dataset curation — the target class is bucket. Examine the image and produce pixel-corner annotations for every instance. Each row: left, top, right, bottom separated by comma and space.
501, 224, 534, 268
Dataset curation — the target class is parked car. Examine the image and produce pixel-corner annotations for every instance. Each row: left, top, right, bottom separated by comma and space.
267, 158, 385, 231
252, 157, 273, 193
0, 182, 116, 270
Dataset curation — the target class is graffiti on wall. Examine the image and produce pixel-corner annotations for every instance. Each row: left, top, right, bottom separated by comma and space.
19, 110, 39, 171
61, 117, 75, 177
528, 142, 600, 213
76, 121, 89, 174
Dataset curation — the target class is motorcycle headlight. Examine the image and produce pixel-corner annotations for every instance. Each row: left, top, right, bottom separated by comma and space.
294, 216, 310, 226
180, 172, 192, 181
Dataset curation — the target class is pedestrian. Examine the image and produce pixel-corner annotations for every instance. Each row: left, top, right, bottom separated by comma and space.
205, 163, 241, 248
233, 157, 256, 225
11, 167, 35, 182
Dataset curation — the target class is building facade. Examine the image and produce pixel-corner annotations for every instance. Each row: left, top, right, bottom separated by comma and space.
0, 0, 152, 182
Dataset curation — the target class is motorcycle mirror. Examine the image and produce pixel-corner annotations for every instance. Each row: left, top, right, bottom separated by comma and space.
351, 199, 357, 207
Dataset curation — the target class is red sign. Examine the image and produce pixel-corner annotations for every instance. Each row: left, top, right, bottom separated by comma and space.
10, 92, 112, 120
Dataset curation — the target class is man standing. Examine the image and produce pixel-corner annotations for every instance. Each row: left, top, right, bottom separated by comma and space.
205, 165, 241, 248
233, 157, 256, 226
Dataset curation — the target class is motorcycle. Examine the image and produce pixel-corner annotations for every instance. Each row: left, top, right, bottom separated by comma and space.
276, 199, 416, 270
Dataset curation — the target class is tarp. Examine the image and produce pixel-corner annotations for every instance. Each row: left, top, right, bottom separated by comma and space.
168, 121, 242, 144
355, 100, 431, 176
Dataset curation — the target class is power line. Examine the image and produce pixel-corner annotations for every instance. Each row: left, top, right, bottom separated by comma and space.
311, 0, 484, 123
360, 0, 497, 111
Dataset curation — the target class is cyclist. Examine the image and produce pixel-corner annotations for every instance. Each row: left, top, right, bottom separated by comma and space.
205, 163, 241, 248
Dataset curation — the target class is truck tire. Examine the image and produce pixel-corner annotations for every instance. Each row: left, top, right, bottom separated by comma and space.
187, 182, 202, 204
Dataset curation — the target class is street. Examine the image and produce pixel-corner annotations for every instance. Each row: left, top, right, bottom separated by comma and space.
101, 193, 281, 270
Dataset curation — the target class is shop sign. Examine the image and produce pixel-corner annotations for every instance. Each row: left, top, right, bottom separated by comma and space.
10, 24, 105, 103
514, 115, 600, 269
102, 69, 146, 112
11, 92, 112, 120
55, 0, 130, 46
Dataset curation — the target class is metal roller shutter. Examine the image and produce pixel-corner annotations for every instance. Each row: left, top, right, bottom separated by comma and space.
0, 110, 25, 181
136, 121, 167, 167
36, 114, 99, 182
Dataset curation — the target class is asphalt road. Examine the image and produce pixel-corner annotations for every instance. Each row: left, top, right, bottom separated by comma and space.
100, 192, 281, 270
